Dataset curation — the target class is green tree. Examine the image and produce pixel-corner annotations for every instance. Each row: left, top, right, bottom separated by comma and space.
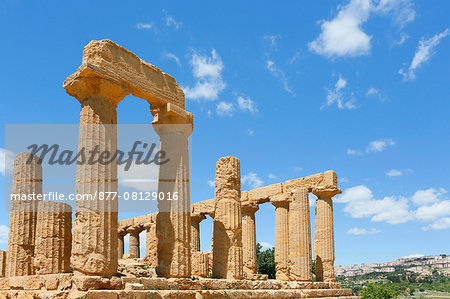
359, 283, 400, 299
256, 243, 276, 279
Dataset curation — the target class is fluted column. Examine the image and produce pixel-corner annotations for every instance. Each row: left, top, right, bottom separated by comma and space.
128, 227, 141, 258
191, 214, 206, 252
288, 188, 312, 281
118, 229, 126, 259
271, 196, 290, 281
34, 201, 72, 274
153, 104, 193, 278
143, 223, 158, 267
212, 156, 243, 279
313, 187, 341, 282
242, 202, 259, 276
0, 251, 6, 277
7, 152, 40, 277
64, 75, 127, 276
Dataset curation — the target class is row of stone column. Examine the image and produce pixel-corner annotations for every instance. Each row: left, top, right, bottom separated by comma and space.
6, 153, 72, 277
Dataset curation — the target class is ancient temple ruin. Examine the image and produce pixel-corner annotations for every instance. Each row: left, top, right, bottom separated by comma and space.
0, 39, 357, 298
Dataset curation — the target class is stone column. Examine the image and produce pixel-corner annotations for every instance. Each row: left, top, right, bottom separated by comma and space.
153, 104, 193, 278
128, 227, 141, 258
0, 251, 6, 277
191, 251, 210, 277
118, 229, 126, 260
271, 195, 290, 281
191, 214, 206, 252
212, 156, 243, 279
143, 223, 158, 267
7, 152, 40, 277
288, 188, 312, 281
242, 202, 259, 276
64, 75, 127, 276
34, 201, 72, 274
313, 186, 341, 282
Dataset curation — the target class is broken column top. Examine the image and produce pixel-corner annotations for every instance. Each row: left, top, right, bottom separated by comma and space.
63, 39, 185, 108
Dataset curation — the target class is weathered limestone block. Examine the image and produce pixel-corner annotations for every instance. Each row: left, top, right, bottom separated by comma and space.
0, 251, 6, 277
153, 106, 193, 278
313, 186, 341, 282
127, 227, 142, 259
34, 201, 72, 275
288, 188, 312, 281
66, 76, 125, 276
241, 202, 259, 276
271, 194, 290, 281
191, 252, 210, 277
7, 152, 41, 277
248, 183, 282, 204
212, 156, 243, 279
143, 223, 158, 267
64, 39, 186, 110
190, 214, 206, 252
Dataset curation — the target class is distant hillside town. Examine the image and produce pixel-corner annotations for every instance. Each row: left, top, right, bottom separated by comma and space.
335, 254, 450, 277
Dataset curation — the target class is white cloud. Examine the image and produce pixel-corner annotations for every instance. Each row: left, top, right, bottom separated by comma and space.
347, 149, 363, 156
184, 49, 226, 101
386, 169, 402, 177
0, 148, 15, 176
0, 225, 8, 244
266, 60, 295, 96
259, 242, 273, 250
207, 180, 215, 188
136, 23, 154, 30
399, 29, 449, 80
366, 138, 395, 153
242, 172, 264, 189
165, 15, 182, 29
293, 166, 303, 172
164, 53, 181, 67
247, 129, 255, 136
336, 185, 413, 224
322, 75, 357, 110
263, 35, 280, 48
216, 101, 234, 117
402, 254, 425, 259
422, 217, 450, 231
395, 33, 409, 46
268, 174, 277, 180
309, 0, 415, 58
347, 227, 381, 235
366, 87, 380, 97
340, 177, 350, 183
411, 188, 446, 206
415, 200, 450, 221
118, 162, 158, 192
237, 96, 258, 114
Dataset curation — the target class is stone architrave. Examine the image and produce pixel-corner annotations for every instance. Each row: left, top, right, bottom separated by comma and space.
270, 194, 290, 281
288, 188, 312, 281
313, 184, 341, 282
191, 213, 206, 252
34, 201, 72, 274
241, 202, 259, 276
153, 104, 193, 278
7, 153, 41, 277
212, 156, 243, 279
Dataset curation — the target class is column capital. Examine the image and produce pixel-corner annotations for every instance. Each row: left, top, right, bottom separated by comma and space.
126, 226, 143, 234
241, 202, 259, 215
312, 187, 341, 199
191, 213, 206, 224
64, 71, 129, 107
118, 229, 127, 237
270, 193, 290, 208
152, 103, 194, 136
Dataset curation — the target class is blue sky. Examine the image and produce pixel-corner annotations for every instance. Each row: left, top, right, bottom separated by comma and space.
0, 0, 449, 266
